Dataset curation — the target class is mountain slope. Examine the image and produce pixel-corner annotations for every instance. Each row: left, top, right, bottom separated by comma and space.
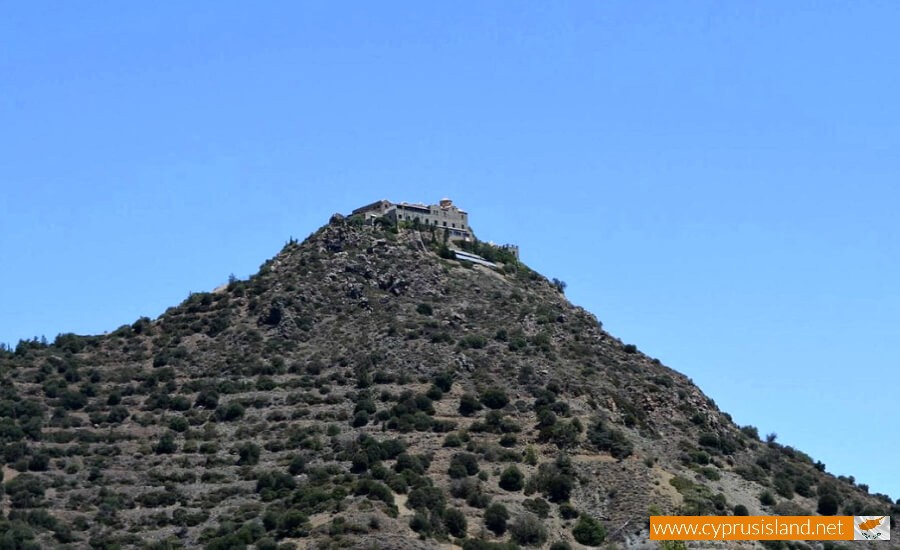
1, 215, 897, 550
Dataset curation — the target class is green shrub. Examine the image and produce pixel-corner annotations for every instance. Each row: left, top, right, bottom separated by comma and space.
105, 405, 126, 423
434, 371, 454, 392
408, 486, 446, 511
586, 419, 633, 459
793, 477, 814, 498
817, 494, 839, 516
353, 397, 378, 414
155, 433, 177, 454
480, 388, 509, 410
459, 334, 487, 349
136, 490, 178, 508
255, 471, 296, 500
540, 418, 582, 449
508, 336, 527, 351
195, 389, 219, 409
572, 515, 607, 546
443, 507, 467, 538
59, 390, 87, 410
394, 452, 426, 475
551, 278, 567, 293
350, 453, 369, 473
528, 459, 576, 503
559, 503, 579, 519
530, 332, 552, 351
669, 476, 693, 493
509, 513, 547, 545
459, 394, 483, 416
443, 433, 463, 447
416, 303, 433, 316
484, 503, 509, 535
759, 490, 776, 506
733, 504, 749, 516
523, 445, 538, 466
288, 455, 306, 475
698, 432, 719, 448
741, 425, 760, 440
523, 497, 551, 518
687, 449, 710, 465
278, 509, 309, 537
544, 472, 575, 503
216, 401, 244, 421
499, 466, 524, 491
409, 511, 429, 533
26, 453, 49, 472
773, 476, 794, 499
449, 453, 480, 479
351, 411, 369, 427
169, 395, 191, 411
169, 416, 189, 432
236, 442, 260, 466
4, 474, 45, 508
355, 479, 393, 505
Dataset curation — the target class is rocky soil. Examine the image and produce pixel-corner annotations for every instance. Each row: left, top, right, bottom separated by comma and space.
0, 215, 896, 549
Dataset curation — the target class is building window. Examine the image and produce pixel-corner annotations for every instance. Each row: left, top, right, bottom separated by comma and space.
443, 221, 447, 227
451, 223, 456, 228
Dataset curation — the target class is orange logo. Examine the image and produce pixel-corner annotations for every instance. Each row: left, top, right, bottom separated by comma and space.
857, 517, 885, 531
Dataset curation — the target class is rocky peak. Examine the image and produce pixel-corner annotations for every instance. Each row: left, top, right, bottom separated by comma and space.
0, 216, 896, 549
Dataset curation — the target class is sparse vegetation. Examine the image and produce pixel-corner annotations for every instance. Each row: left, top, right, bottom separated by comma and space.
510, 513, 548, 545
0, 216, 886, 548
587, 418, 634, 459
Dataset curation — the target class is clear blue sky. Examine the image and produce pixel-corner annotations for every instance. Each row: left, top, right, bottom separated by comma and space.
2, 3, 898, 501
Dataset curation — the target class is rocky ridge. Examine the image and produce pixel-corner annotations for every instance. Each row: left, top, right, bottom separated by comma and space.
0, 215, 897, 549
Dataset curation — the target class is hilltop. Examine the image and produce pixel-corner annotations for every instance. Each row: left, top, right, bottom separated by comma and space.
0, 212, 897, 549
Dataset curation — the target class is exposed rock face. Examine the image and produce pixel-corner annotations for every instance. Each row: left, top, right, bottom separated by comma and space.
0, 218, 896, 549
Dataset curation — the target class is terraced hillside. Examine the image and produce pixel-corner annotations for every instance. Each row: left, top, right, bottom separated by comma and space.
1, 214, 897, 549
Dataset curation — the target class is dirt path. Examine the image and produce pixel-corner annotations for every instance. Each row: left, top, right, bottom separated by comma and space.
2, 465, 19, 482
394, 492, 413, 517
